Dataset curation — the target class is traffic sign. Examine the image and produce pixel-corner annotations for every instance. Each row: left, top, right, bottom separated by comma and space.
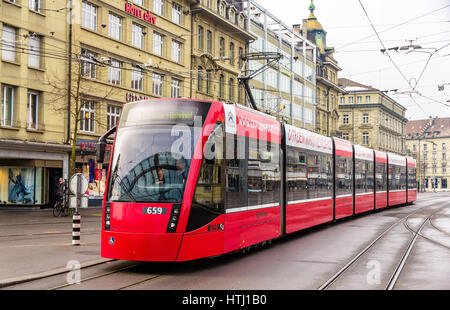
69, 195, 89, 209
69, 173, 88, 195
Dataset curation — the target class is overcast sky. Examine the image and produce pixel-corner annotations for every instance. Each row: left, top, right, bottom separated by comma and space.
255, 0, 450, 121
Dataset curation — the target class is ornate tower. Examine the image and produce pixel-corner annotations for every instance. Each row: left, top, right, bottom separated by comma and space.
305, 0, 327, 54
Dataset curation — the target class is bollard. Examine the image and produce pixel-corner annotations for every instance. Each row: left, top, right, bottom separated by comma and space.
72, 212, 81, 246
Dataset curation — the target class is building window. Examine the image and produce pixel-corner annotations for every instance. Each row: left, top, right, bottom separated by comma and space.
2, 25, 16, 62
152, 73, 163, 96
29, 0, 41, 11
108, 59, 122, 85
109, 13, 122, 40
80, 101, 96, 132
342, 133, 349, 140
365, 96, 370, 103
82, 1, 97, 31
197, 67, 203, 92
197, 26, 204, 50
206, 72, 211, 94
171, 79, 181, 98
219, 37, 225, 57
154, 0, 164, 16
172, 2, 182, 24
153, 32, 164, 56
238, 47, 243, 67
107, 105, 121, 130
206, 30, 212, 53
228, 78, 234, 101
424, 144, 427, 151
433, 143, 437, 151
171, 40, 181, 62
413, 144, 416, 152
219, 74, 224, 98
443, 143, 446, 150
443, 153, 446, 160
362, 132, 369, 145
229, 42, 234, 65
132, 23, 144, 49
229, 9, 235, 22
81, 49, 96, 78
131, 66, 143, 91
349, 97, 354, 104
133, 0, 144, 6
363, 113, 369, 124
219, 2, 225, 16
443, 165, 447, 174
27, 91, 39, 129
340, 97, 345, 104
343, 114, 349, 124
357, 96, 362, 104
239, 14, 244, 27
28, 35, 41, 68
1, 85, 15, 126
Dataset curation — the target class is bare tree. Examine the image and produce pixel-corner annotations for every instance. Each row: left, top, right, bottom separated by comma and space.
46, 47, 120, 177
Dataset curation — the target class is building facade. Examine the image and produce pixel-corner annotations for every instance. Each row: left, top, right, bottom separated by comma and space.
1, 0, 71, 208
241, 0, 317, 130
406, 117, 450, 192
190, 0, 254, 105
1, 0, 198, 207
297, 0, 344, 137
338, 78, 407, 155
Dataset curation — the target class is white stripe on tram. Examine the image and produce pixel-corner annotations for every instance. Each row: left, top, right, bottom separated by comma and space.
226, 203, 279, 214
287, 196, 332, 205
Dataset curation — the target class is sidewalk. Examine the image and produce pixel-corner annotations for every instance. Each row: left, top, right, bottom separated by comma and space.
0, 207, 110, 288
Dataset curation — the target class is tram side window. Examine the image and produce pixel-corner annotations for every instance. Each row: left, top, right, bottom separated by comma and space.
400, 165, 407, 190
408, 167, 416, 190
307, 152, 333, 199
389, 164, 401, 191
376, 162, 387, 191
225, 133, 247, 210
335, 155, 353, 196
355, 160, 374, 194
248, 137, 262, 206
287, 147, 308, 202
261, 140, 280, 205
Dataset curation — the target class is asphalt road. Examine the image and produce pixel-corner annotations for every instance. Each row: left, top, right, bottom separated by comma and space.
2, 192, 450, 290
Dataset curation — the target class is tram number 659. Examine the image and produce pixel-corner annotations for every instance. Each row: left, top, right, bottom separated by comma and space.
143, 207, 167, 215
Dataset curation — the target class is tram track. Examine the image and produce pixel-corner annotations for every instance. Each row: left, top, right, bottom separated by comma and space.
317, 198, 448, 290
403, 214, 450, 251
385, 210, 440, 290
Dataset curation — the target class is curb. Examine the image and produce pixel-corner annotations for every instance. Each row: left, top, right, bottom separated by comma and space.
0, 258, 114, 289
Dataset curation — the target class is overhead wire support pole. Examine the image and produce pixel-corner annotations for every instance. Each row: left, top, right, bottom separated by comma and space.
237, 52, 282, 112
67, 0, 73, 179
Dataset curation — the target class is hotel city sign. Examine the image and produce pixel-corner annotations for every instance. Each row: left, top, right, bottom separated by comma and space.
125, 2, 157, 24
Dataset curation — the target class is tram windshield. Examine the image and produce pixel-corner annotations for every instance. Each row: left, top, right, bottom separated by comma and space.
107, 99, 211, 203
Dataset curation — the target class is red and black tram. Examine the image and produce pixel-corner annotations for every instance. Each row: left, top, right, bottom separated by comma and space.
98, 99, 416, 262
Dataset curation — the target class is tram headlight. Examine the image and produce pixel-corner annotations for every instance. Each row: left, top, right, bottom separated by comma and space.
167, 204, 181, 233
105, 203, 111, 231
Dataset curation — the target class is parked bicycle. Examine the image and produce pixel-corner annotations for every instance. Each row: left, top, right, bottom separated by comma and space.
53, 177, 68, 217
53, 199, 68, 217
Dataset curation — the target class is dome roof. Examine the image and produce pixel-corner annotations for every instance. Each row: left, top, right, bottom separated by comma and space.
306, 0, 324, 31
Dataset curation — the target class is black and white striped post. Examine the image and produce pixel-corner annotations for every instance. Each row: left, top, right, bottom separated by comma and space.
72, 212, 81, 246
69, 173, 88, 246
